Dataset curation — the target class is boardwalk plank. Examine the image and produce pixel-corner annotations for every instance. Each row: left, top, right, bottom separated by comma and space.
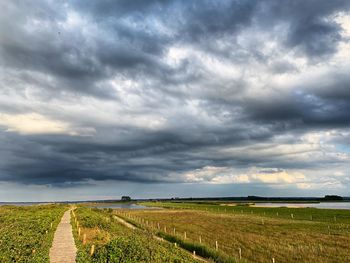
49, 210, 76, 263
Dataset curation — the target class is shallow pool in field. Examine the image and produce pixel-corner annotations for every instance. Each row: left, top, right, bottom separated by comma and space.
93, 203, 160, 210
253, 202, 350, 210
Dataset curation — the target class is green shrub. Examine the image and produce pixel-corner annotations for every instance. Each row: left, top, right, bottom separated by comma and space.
0, 205, 66, 263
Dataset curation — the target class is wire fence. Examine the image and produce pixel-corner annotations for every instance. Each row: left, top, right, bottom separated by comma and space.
115, 208, 350, 263
116, 211, 261, 262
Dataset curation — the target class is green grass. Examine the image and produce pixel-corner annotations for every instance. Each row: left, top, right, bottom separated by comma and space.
123, 202, 350, 262
72, 206, 201, 263
0, 205, 66, 263
2, 202, 347, 262
140, 201, 350, 223
157, 231, 238, 263
116, 212, 237, 263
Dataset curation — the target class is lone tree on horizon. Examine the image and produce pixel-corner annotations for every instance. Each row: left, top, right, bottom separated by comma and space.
121, 196, 131, 202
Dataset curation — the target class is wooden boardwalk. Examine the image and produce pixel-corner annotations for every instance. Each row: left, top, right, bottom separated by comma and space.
49, 210, 77, 263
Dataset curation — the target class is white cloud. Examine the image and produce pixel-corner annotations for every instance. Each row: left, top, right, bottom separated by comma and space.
181, 165, 349, 191
334, 171, 345, 177
0, 112, 94, 135
182, 166, 306, 186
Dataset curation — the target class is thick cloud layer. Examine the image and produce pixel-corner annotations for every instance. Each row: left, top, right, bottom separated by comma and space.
0, 0, 350, 199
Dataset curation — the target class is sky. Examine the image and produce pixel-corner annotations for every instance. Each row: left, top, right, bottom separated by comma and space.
0, 0, 350, 201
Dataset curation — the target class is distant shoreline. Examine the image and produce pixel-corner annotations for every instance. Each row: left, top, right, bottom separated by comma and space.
1, 195, 349, 204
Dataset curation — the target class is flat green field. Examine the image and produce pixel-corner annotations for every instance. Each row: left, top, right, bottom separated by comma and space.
73, 206, 201, 263
115, 202, 350, 263
0, 205, 66, 263
1, 202, 349, 262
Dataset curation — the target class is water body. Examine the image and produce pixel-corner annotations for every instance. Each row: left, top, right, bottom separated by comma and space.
93, 203, 160, 210
253, 202, 350, 210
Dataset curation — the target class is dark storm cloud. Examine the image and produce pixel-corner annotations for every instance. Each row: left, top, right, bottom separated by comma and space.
286, 18, 341, 58
0, 1, 171, 98
0, 0, 350, 188
244, 93, 350, 127
0, 119, 280, 185
71, 0, 171, 17
242, 67, 350, 128
1, 0, 348, 97
259, 0, 350, 58
72, 0, 349, 57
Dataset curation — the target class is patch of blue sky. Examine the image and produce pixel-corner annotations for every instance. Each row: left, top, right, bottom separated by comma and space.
335, 144, 350, 153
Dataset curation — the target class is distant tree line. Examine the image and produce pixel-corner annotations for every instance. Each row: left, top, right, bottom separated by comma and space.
121, 196, 131, 202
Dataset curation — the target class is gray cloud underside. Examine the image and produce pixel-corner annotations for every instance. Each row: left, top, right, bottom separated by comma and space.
0, 0, 350, 187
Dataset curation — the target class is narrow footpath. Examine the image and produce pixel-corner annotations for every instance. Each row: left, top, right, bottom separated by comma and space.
49, 210, 77, 263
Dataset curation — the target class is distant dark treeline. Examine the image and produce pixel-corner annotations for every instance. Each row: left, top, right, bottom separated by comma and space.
81, 195, 348, 203
138, 195, 347, 203
6, 195, 347, 204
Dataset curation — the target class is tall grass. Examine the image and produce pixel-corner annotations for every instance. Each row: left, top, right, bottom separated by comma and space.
73, 206, 201, 263
122, 203, 350, 263
158, 231, 239, 263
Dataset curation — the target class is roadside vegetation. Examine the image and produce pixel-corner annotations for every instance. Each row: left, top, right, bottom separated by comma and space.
0, 205, 66, 263
72, 206, 201, 263
116, 202, 350, 262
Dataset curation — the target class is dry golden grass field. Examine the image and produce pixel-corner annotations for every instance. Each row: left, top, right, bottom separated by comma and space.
115, 202, 350, 263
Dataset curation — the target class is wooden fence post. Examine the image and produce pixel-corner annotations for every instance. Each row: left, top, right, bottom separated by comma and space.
239, 248, 242, 259
83, 234, 86, 245
90, 245, 95, 256
215, 241, 218, 251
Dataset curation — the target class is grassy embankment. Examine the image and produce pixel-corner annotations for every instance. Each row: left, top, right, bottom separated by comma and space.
72, 206, 202, 262
115, 201, 350, 263
0, 205, 66, 263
